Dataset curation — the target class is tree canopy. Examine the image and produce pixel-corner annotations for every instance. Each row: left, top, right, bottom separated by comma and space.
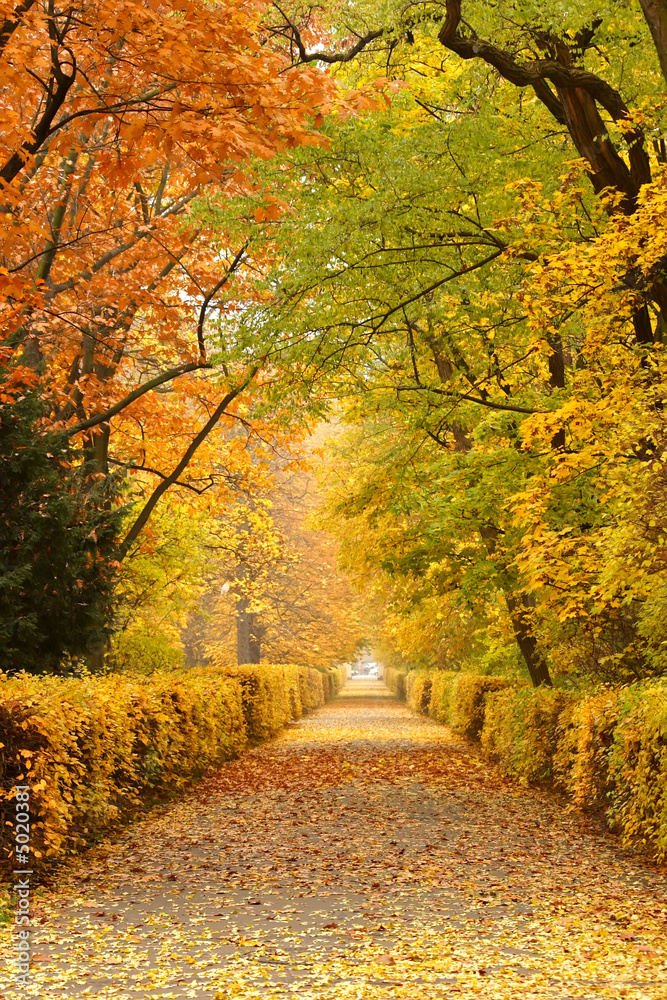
2, 0, 667, 683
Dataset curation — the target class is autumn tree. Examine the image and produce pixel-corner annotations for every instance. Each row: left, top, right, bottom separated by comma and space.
202, 1, 667, 685
189, 431, 366, 668
0, 0, 343, 667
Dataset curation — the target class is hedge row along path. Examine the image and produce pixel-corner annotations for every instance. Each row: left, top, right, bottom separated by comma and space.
2, 678, 667, 999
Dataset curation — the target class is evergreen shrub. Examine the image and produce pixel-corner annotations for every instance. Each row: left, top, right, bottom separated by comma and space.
222, 665, 292, 741
0, 391, 122, 673
283, 664, 303, 720
313, 664, 344, 700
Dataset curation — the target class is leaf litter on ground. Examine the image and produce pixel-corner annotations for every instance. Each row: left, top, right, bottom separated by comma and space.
1, 678, 666, 999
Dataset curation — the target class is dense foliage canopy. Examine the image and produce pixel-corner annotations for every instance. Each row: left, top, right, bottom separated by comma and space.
2, 0, 667, 685
207, 0, 667, 685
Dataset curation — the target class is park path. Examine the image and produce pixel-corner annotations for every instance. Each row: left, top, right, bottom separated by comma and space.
2, 678, 667, 999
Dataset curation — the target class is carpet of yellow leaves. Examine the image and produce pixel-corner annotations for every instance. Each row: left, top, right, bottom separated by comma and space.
1, 678, 665, 998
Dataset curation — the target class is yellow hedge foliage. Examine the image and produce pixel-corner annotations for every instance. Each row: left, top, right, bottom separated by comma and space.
553, 689, 620, 811
298, 665, 325, 712
607, 682, 667, 857
220, 665, 293, 742
394, 666, 667, 859
0, 661, 337, 869
449, 674, 508, 739
321, 665, 347, 699
405, 671, 433, 715
428, 671, 457, 723
482, 687, 570, 784
384, 666, 406, 699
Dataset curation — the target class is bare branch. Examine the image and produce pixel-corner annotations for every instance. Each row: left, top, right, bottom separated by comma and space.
272, 5, 383, 64
108, 458, 216, 495
196, 242, 248, 360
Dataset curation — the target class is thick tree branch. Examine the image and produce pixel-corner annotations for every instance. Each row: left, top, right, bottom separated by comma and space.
438, 0, 656, 339
0, 45, 76, 186
438, 0, 652, 208
297, 28, 384, 64
118, 370, 258, 559
272, 5, 383, 64
638, 0, 667, 87
0, 0, 37, 54
438, 3, 627, 122
66, 361, 211, 435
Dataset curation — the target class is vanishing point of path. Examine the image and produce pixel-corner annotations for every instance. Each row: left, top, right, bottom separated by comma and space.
3, 679, 666, 999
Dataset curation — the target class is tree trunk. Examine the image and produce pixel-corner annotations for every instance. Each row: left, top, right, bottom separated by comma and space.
504, 591, 553, 687
437, 3, 659, 341
639, 0, 667, 87
85, 631, 107, 673
236, 597, 252, 665
478, 524, 553, 687
248, 631, 262, 664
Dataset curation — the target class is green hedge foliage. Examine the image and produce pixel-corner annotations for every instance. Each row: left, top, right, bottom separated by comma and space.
391, 667, 667, 860
0, 662, 339, 870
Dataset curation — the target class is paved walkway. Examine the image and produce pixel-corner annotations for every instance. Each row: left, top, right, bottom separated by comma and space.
3, 678, 666, 999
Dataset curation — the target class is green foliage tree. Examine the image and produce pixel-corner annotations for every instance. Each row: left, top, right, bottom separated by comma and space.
203, 1, 667, 685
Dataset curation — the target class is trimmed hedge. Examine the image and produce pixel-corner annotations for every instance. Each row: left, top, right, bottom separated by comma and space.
449, 674, 508, 739
607, 682, 667, 858
310, 664, 346, 704
553, 689, 619, 812
482, 687, 569, 784
384, 666, 406, 700
391, 667, 667, 859
429, 671, 457, 724
405, 670, 433, 714
0, 662, 339, 870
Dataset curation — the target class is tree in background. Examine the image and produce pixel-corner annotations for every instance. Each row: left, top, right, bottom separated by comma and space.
109, 425, 366, 671
187, 431, 367, 668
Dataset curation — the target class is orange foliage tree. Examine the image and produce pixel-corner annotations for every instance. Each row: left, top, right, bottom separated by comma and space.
0, 0, 336, 556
